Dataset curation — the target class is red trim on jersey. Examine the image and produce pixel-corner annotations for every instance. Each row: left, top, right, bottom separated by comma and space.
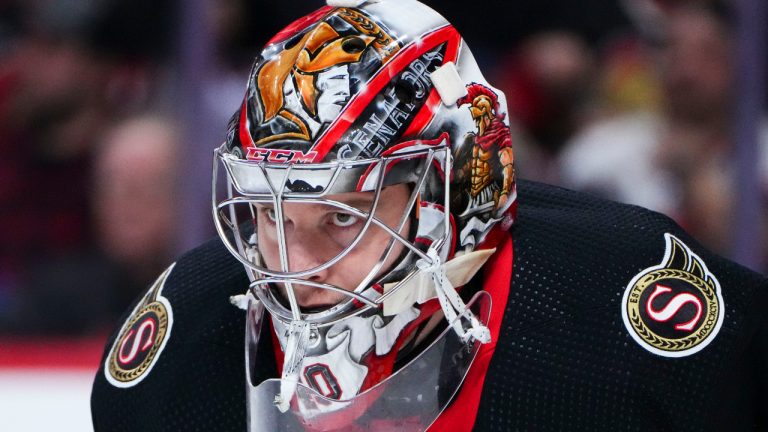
428, 232, 513, 431
309, 25, 461, 161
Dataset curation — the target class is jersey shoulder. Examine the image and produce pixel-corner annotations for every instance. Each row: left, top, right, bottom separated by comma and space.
91, 236, 250, 432
479, 180, 768, 431
513, 178, 766, 319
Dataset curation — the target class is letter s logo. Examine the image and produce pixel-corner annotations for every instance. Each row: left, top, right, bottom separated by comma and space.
646, 285, 703, 331
117, 318, 157, 365
106, 263, 175, 387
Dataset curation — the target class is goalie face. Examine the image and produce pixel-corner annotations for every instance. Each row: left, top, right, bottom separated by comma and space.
254, 184, 412, 310
213, 141, 451, 325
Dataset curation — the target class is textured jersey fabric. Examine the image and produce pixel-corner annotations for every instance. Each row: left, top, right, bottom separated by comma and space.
474, 181, 767, 432
91, 180, 768, 431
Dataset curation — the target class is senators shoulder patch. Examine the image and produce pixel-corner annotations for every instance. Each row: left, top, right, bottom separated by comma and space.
621, 234, 724, 357
105, 263, 175, 387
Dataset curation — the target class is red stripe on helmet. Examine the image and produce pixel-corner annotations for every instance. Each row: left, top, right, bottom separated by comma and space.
401, 36, 461, 138
354, 132, 450, 191
266, 5, 335, 47
380, 131, 450, 157
402, 88, 442, 138
309, 25, 462, 162
239, 99, 256, 151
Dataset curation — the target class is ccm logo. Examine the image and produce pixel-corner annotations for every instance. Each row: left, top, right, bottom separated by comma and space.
246, 148, 317, 163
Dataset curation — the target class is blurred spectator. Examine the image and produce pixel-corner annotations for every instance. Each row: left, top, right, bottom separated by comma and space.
3, 115, 181, 335
558, 3, 768, 263
0, 0, 172, 331
0, 27, 108, 320
595, 35, 661, 117
93, 116, 180, 287
491, 31, 596, 183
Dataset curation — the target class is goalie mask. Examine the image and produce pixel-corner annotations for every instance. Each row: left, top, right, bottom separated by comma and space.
212, 0, 516, 429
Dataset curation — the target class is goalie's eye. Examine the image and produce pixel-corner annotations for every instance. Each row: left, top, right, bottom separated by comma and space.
330, 212, 359, 228
265, 208, 277, 223
255, 206, 278, 225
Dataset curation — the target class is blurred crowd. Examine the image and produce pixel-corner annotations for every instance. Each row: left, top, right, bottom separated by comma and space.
0, 0, 764, 337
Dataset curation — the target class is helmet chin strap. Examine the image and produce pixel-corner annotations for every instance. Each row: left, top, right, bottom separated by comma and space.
416, 247, 491, 344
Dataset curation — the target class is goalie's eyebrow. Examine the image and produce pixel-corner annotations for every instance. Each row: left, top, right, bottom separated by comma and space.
257, 194, 377, 211
335, 195, 376, 210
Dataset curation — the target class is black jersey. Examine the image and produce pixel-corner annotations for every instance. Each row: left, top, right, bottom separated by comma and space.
91, 180, 767, 431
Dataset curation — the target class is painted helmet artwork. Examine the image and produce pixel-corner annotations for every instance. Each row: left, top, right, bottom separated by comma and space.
212, 0, 516, 429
